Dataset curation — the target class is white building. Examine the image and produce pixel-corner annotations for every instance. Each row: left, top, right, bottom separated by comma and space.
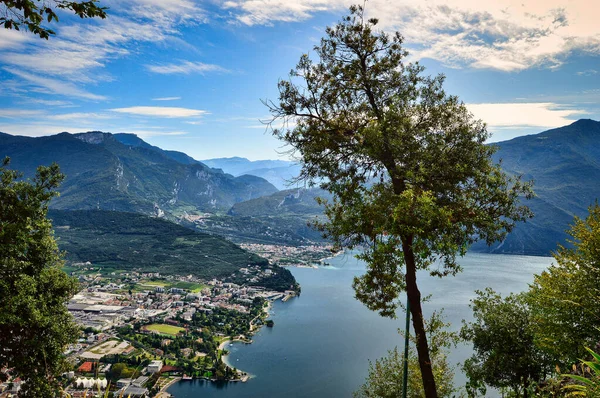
147, 360, 163, 374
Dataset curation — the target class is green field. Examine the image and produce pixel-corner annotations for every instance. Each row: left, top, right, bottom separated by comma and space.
143, 281, 168, 287
138, 280, 207, 293
144, 324, 185, 336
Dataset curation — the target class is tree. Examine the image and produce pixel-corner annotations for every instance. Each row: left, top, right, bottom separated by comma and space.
460, 289, 552, 397
1, 0, 107, 39
355, 311, 459, 398
528, 203, 600, 366
266, 5, 532, 397
0, 158, 80, 397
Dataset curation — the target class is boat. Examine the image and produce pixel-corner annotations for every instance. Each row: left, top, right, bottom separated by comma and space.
182, 375, 193, 380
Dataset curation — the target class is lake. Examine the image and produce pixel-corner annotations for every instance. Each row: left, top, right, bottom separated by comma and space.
168, 252, 553, 397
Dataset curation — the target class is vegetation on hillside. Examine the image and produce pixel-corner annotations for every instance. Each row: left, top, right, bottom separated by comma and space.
49, 209, 270, 279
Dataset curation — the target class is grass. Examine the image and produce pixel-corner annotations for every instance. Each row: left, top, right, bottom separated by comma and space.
138, 280, 207, 293
144, 324, 185, 337
142, 281, 168, 287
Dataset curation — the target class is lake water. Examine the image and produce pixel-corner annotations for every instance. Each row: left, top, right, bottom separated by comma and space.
168, 252, 553, 397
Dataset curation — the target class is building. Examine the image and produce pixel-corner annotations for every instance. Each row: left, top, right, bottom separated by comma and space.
116, 378, 132, 388
119, 385, 149, 397
147, 360, 163, 374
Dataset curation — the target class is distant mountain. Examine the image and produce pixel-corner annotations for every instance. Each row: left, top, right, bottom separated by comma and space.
228, 187, 329, 217
202, 157, 302, 190
0, 131, 278, 215
471, 119, 600, 255
195, 188, 330, 245
208, 120, 600, 255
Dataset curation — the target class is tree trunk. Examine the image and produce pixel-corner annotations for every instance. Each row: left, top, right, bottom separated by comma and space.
402, 236, 438, 398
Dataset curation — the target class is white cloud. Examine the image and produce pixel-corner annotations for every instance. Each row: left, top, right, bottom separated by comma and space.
0, 1, 207, 100
467, 102, 585, 129
577, 69, 598, 76
0, 28, 32, 49
3, 68, 106, 100
146, 61, 229, 75
221, 0, 600, 72
0, 109, 45, 119
47, 112, 113, 121
152, 97, 182, 101
110, 106, 209, 118
19, 98, 75, 107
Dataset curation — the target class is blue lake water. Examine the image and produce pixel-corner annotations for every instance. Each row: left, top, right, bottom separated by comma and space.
168, 252, 553, 397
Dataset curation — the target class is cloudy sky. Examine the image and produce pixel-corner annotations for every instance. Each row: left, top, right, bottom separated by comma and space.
0, 0, 598, 160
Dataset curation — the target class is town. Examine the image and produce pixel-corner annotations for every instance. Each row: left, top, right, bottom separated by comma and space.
0, 262, 298, 398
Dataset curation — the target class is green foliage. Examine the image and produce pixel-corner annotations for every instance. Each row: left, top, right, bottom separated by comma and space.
563, 347, 600, 397
528, 203, 600, 365
0, 158, 79, 397
460, 289, 552, 397
106, 362, 139, 381
0, 0, 107, 39
267, 4, 532, 397
355, 311, 460, 398
49, 209, 272, 279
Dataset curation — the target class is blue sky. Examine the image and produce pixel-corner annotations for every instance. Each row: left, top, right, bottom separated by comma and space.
0, 0, 599, 160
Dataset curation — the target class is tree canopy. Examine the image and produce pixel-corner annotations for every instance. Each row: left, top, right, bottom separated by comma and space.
460, 289, 552, 397
0, 158, 79, 397
355, 311, 459, 398
528, 203, 600, 366
267, 5, 532, 397
1, 0, 106, 39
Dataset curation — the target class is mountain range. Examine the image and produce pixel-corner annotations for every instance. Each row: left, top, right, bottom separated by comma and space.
202, 157, 302, 190
3, 119, 600, 256
0, 131, 277, 216
472, 118, 600, 255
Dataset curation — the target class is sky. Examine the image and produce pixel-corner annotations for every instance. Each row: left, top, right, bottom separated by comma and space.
0, 0, 599, 161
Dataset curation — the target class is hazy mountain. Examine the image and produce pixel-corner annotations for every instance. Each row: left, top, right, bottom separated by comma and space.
202, 157, 302, 190
471, 119, 600, 255
0, 131, 278, 215
228, 187, 329, 217
194, 188, 330, 246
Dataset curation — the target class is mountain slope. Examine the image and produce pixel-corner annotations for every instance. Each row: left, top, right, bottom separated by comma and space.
49, 210, 270, 279
191, 188, 330, 245
472, 119, 600, 255
0, 131, 278, 215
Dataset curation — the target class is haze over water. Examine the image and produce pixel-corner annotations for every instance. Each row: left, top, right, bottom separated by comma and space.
168, 252, 553, 397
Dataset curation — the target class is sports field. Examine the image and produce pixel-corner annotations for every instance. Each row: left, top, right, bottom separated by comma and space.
144, 324, 185, 336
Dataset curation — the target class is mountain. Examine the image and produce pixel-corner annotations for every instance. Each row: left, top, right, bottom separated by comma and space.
206, 120, 600, 255
194, 188, 330, 245
0, 131, 278, 216
228, 187, 329, 217
202, 157, 302, 190
471, 119, 600, 255
50, 210, 271, 279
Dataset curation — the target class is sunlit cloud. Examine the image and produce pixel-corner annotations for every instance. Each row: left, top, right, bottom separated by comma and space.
222, 0, 600, 72
467, 102, 585, 129
0, 109, 45, 118
2, 68, 107, 101
152, 97, 182, 101
110, 106, 209, 118
146, 61, 229, 75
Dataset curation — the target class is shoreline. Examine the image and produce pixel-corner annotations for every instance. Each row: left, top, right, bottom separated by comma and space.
157, 376, 181, 397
